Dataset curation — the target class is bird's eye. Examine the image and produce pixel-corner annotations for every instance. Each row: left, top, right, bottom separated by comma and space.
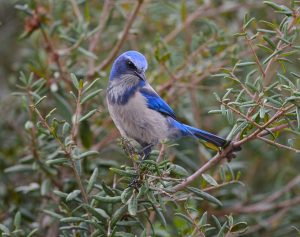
127, 60, 135, 68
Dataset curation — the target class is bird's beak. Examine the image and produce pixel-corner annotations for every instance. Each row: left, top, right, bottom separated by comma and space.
135, 70, 146, 81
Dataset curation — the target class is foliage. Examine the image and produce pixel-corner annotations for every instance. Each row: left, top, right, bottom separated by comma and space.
0, 0, 300, 236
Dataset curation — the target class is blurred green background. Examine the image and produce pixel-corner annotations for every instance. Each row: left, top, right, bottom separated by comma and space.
0, 0, 299, 236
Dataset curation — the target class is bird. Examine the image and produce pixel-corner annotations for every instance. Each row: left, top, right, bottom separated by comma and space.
106, 50, 230, 158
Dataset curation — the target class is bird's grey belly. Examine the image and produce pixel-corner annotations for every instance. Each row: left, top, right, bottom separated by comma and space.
107, 94, 169, 145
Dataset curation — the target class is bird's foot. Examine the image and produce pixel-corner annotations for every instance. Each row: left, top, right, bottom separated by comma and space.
222, 141, 242, 162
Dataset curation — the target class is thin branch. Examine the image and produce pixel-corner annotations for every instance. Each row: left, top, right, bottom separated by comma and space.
70, 0, 83, 22
257, 136, 300, 153
87, 0, 113, 76
92, 0, 143, 74
173, 104, 295, 192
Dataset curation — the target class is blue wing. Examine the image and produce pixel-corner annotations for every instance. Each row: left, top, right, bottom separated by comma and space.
140, 88, 176, 119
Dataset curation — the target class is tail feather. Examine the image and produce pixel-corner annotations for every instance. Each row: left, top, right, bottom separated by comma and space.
184, 124, 227, 148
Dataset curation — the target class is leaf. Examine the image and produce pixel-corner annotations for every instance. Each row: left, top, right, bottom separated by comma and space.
212, 215, 222, 229
217, 222, 227, 237
80, 89, 102, 104
27, 228, 39, 237
169, 164, 189, 176
84, 205, 109, 221
87, 167, 98, 193
199, 211, 207, 226
243, 17, 255, 29
83, 78, 100, 93
74, 150, 99, 160
78, 47, 98, 59
111, 204, 128, 227
121, 187, 133, 203
296, 107, 300, 130
60, 217, 85, 222
71, 73, 79, 89
174, 213, 193, 224
66, 189, 81, 202
202, 174, 218, 186
236, 62, 256, 67
128, 193, 137, 216
110, 168, 137, 177
14, 211, 21, 229
187, 187, 223, 207
46, 158, 68, 165
0, 224, 10, 235
79, 109, 98, 122
92, 195, 122, 203
231, 222, 248, 233
152, 204, 167, 227
5, 164, 34, 173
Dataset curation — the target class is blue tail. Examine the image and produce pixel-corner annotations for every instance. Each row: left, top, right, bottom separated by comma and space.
184, 124, 227, 148
168, 118, 228, 148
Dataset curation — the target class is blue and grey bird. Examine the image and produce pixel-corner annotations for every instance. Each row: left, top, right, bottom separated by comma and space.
107, 51, 228, 156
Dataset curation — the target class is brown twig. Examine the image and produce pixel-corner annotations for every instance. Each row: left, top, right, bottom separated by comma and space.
26, 88, 62, 189
92, 0, 143, 74
172, 104, 295, 192
87, 0, 113, 76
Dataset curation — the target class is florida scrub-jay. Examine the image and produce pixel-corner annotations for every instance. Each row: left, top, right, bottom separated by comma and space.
107, 51, 229, 157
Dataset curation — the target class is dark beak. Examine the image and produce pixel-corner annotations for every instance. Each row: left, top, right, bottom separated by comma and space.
135, 70, 146, 81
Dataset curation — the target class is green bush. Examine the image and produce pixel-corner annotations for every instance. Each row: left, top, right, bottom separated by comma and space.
0, 1, 299, 236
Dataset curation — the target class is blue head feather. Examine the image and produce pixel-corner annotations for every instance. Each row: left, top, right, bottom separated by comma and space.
109, 51, 148, 81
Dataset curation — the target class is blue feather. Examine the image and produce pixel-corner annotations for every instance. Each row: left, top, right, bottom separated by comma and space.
167, 118, 227, 147
140, 88, 176, 119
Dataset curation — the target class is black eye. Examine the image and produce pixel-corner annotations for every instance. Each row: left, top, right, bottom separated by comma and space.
127, 60, 136, 68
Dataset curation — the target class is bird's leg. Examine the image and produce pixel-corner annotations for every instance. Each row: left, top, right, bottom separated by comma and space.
139, 143, 153, 160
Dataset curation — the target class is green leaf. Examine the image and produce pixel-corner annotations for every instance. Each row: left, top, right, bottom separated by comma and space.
110, 168, 137, 177
79, 109, 98, 122
111, 204, 128, 227
174, 213, 193, 224
169, 164, 189, 176
152, 204, 167, 227
74, 150, 99, 160
46, 158, 68, 165
83, 78, 100, 93
296, 107, 300, 130
71, 73, 79, 89
231, 222, 248, 233
60, 217, 85, 222
202, 174, 218, 186
87, 167, 98, 193
217, 221, 227, 237
92, 195, 122, 203
199, 211, 207, 226
5, 164, 34, 173
0, 224, 10, 235
263, 36, 276, 49
128, 193, 138, 216
78, 47, 98, 59
236, 62, 256, 67
84, 204, 109, 221
187, 187, 223, 207
27, 228, 39, 237
243, 17, 255, 29
121, 187, 133, 203
80, 89, 102, 104
66, 189, 81, 201
14, 211, 21, 229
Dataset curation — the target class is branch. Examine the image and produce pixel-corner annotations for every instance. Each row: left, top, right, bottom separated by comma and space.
92, 0, 143, 74
173, 104, 295, 192
87, 0, 113, 76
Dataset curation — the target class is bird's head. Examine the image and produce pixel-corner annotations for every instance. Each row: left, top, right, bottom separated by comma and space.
109, 51, 148, 81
